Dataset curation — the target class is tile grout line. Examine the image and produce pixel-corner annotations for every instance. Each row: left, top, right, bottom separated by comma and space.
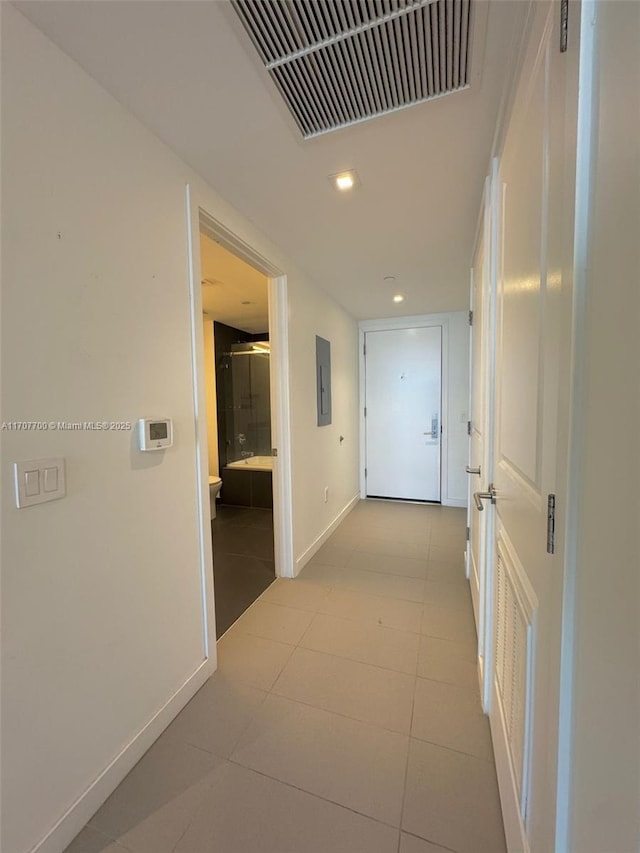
264, 573, 342, 696
311, 556, 469, 581
224, 606, 476, 668
299, 607, 424, 639
226, 676, 413, 740
167, 750, 238, 853
397, 670, 419, 853
224, 758, 406, 834
407, 731, 496, 764
264, 600, 424, 634
296, 608, 320, 648
300, 577, 427, 605
270, 679, 416, 734
216, 646, 485, 746
240, 629, 419, 680
314, 548, 430, 578
82, 822, 132, 851
166, 685, 275, 853
401, 828, 459, 852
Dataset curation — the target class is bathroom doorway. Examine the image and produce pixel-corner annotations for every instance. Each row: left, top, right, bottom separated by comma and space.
197, 219, 281, 637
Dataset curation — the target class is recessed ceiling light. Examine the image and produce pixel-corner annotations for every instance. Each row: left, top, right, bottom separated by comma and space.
393, 294, 405, 303
329, 170, 359, 192
384, 275, 396, 283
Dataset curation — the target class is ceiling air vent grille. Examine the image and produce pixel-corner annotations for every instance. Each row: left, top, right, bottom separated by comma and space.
232, 0, 472, 139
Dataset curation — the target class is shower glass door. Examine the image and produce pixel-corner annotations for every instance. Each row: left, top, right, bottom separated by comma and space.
224, 342, 271, 462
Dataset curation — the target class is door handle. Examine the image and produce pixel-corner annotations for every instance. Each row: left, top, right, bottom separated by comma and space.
473, 484, 496, 511
466, 465, 481, 476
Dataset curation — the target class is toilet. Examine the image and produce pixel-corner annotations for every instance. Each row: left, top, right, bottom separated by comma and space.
208, 475, 222, 519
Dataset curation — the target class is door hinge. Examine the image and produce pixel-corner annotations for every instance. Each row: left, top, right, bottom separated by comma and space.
560, 0, 568, 52
468, 310, 473, 326
547, 494, 556, 554
467, 420, 472, 436
364, 467, 368, 479
363, 343, 366, 356
466, 526, 470, 541
364, 407, 367, 418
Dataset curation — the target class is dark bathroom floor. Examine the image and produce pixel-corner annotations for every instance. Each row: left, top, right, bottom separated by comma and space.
212, 504, 276, 637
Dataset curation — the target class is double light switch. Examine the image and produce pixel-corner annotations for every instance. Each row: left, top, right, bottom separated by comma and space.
14, 458, 66, 508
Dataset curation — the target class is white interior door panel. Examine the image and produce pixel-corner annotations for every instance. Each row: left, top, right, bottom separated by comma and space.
468, 186, 494, 693
484, 4, 578, 850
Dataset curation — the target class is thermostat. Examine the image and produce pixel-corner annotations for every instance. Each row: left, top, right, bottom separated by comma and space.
138, 418, 173, 451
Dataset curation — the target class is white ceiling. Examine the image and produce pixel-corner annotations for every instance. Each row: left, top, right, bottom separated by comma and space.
200, 233, 269, 334
15, 0, 527, 320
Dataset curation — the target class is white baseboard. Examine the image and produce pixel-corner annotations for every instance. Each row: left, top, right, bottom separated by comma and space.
442, 497, 468, 508
489, 678, 530, 853
294, 493, 360, 576
32, 661, 210, 853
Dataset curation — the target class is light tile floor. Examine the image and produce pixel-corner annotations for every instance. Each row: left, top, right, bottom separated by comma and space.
66, 500, 505, 853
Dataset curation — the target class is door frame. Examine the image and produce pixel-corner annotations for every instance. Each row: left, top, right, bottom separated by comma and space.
466, 166, 499, 712
185, 185, 294, 668
359, 313, 459, 506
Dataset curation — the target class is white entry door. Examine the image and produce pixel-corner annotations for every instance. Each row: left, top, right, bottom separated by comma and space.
364, 326, 442, 501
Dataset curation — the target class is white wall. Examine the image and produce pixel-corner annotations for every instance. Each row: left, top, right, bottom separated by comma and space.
289, 276, 361, 572
563, 2, 640, 850
0, 7, 359, 852
359, 312, 470, 509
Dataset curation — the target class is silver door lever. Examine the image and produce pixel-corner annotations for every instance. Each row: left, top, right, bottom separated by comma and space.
466, 466, 481, 476
474, 484, 496, 511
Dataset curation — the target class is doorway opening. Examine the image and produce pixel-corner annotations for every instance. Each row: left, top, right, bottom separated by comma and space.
200, 232, 275, 636
187, 196, 294, 653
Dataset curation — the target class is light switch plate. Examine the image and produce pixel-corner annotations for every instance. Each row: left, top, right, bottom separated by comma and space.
14, 458, 66, 508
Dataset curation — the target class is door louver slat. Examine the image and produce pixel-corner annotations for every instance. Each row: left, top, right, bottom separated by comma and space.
232, 0, 473, 138
495, 539, 536, 818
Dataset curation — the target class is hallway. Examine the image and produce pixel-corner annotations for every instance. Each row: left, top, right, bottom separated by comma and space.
66, 500, 504, 853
